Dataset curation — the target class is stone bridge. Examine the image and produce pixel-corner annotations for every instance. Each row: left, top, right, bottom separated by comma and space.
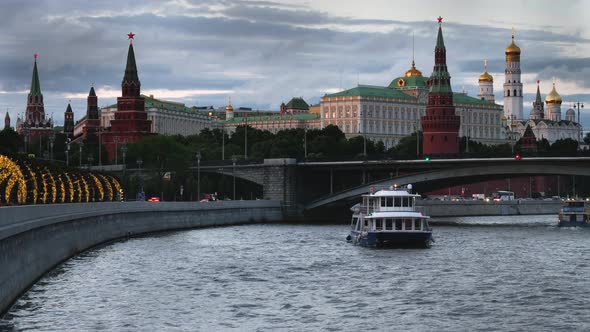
198, 157, 590, 213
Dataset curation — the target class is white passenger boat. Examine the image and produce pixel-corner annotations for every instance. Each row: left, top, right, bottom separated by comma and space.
347, 185, 433, 248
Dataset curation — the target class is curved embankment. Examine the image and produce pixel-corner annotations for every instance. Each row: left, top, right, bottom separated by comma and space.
0, 200, 283, 316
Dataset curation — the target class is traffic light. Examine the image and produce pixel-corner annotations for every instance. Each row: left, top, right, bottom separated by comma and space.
514, 154, 521, 161
424, 156, 431, 161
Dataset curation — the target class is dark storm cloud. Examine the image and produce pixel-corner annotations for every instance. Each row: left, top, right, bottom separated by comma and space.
0, 0, 588, 126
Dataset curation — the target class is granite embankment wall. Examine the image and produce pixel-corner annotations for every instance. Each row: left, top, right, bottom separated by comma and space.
417, 200, 563, 217
0, 201, 283, 316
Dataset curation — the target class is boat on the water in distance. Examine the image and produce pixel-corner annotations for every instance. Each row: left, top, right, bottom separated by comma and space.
558, 200, 590, 227
347, 184, 433, 248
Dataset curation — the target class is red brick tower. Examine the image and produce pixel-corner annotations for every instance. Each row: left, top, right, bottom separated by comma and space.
20, 54, 53, 143
82, 86, 101, 137
421, 17, 460, 157
63, 102, 74, 137
102, 33, 152, 162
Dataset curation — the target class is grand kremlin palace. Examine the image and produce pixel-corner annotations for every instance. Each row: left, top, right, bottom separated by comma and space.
320, 62, 505, 149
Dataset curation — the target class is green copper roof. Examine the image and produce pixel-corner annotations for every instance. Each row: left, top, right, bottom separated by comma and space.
286, 97, 309, 110
217, 113, 320, 125
436, 24, 445, 48
388, 76, 429, 89
29, 59, 42, 97
452, 93, 497, 106
429, 23, 453, 94
535, 84, 542, 106
123, 43, 139, 83
325, 85, 415, 100
103, 94, 203, 115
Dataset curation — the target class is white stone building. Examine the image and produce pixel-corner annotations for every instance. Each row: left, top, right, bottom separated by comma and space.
100, 94, 211, 136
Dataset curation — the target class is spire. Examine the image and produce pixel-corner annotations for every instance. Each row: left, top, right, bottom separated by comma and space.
66, 101, 73, 113
29, 54, 42, 97
89, 86, 96, 97
436, 16, 445, 49
535, 80, 542, 106
123, 42, 139, 83
429, 16, 452, 94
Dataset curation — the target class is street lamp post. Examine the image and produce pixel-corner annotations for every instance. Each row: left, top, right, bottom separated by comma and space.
221, 125, 225, 161
66, 138, 71, 167
114, 137, 119, 165
574, 102, 584, 144
98, 127, 103, 166
121, 142, 128, 168
232, 155, 237, 200
136, 158, 143, 195
304, 125, 308, 159
196, 151, 201, 201
49, 133, 55, 161
79, 142, 84, 167
244, 120, 248, 160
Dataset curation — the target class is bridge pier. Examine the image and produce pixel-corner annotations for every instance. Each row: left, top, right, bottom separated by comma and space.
261, 159, 301, 220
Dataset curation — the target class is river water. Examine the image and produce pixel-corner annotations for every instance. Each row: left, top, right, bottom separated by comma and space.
1, 215, 589, 331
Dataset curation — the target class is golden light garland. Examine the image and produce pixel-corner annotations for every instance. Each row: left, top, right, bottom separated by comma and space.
91, 174, 105, 201
98, 174, 113, 201
0, 154, 124, 205
0, 155, 27, 204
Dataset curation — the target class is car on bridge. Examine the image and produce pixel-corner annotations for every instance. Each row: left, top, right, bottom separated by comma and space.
147, 197, 160, 202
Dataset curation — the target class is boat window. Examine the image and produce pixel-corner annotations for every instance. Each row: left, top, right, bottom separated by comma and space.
414, 219, 422, 231
404, 219, 412, 230
364, 219, 369, 230
395, 220, 402, 230
387, 197, 393, 207
394, 197, 401, 207
385, 219, 393, 230
381, 197, 386, 207
375, 219, 383, 230
351, 217, 357, 228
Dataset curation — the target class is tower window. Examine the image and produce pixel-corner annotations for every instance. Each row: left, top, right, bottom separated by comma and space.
514, 89, 517, 96
507, 90, 510, 97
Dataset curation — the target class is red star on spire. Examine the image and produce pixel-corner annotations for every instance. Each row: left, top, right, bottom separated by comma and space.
437, 16, 443, 23
34, 53, 38, 59
537, 80, 540, 84
127, 32, 135, 40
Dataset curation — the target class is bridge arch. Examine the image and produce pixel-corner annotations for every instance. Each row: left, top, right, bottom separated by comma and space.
306, 163, 590, 210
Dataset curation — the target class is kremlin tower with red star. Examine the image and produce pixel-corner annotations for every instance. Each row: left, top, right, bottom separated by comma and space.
102, 32, 152, 162
421, 17, 461, 157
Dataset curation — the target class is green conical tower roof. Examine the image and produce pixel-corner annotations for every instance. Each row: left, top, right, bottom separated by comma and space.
535, 82, 542, 105
436, 22, 445, 48
428, 19, 453, 94
89, 86, 96, 97
29, 56, 42, 97
65, 102, 73, 113
123, 43, 139, 83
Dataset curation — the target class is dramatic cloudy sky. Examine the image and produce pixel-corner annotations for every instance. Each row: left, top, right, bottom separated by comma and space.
1, 0, 590, 125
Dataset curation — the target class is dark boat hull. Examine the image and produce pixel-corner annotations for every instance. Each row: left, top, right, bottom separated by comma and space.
349, 231, 433, 249
558, 220, 590, 227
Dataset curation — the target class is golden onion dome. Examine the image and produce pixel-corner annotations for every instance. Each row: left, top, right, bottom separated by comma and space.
545, 83, 562, 104
479, 71, 493, 82
404, 61, 423, 77
505, 36, 521, 55
225, 104, 234, 111
501, 115, 507, 121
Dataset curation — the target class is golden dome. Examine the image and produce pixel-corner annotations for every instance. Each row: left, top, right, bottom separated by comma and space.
404, 61, 423, 77
225, 96, 234, 111
545, 83, 562, 104
479, 71, 493, 82
505, 36, 521, 55
501, 115, 507, 121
